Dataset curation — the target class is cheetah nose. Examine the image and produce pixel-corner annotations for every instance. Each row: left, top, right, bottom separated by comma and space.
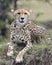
21, 17, 24, 20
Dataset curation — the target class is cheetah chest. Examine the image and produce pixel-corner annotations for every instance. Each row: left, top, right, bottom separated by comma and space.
11, 28, 31, 43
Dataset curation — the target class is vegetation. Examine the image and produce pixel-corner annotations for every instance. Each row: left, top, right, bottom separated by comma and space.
0, 0, 52, 65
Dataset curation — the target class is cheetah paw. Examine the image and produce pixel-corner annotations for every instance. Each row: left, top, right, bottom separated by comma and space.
7, 51, 13, 56
15, 55, 23, 63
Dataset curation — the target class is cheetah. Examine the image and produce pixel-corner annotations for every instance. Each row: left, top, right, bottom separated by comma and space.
7, 9, 51, 63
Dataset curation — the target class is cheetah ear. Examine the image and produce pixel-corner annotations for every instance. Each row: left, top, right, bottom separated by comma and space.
11, 9, 15, 16
11, 9, 18, 16
11, 9, 15, 13
29, 10, 32, 13
29, 10, 32, 15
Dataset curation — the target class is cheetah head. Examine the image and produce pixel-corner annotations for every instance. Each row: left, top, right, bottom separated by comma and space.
14, 9, 30, 26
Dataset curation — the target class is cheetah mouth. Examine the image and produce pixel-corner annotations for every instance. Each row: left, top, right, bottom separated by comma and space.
19, 20, 24, 23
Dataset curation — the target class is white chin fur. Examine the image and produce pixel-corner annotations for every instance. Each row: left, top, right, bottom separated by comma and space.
16, 20, 27, 27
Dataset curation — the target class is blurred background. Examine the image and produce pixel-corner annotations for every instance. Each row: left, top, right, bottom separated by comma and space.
0, 0, 52, 64
0, 0, 52, 44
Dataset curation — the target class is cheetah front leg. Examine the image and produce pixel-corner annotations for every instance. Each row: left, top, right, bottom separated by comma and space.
7, 42, 14, 56
15, 41, 32, 63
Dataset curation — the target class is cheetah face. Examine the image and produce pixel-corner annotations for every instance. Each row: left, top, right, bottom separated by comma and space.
14, 9, 30, 26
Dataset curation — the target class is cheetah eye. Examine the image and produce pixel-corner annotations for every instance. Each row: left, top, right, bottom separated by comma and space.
17, 12, 20, 15
24, 12, 27, 15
